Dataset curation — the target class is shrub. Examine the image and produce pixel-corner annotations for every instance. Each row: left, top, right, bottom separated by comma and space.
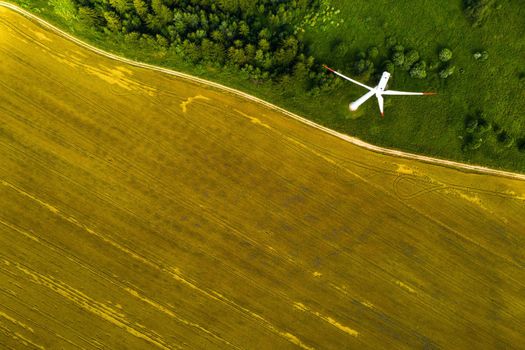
439, 65, 456, 79
392, 51, 405, 66
439, 48, 453, 62
409, 61, 427, 79
473, 50, 488, 61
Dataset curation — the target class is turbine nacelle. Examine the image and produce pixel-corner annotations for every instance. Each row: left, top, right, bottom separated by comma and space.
323, 65, 437, 117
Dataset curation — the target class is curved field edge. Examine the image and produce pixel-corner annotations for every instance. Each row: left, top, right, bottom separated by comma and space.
1, 6, 525, 349
1, 1, 524, 182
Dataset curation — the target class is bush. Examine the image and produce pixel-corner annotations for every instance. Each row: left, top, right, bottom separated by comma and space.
473, 50, 488, 61
439, 65, 456, 79
439, 48, 453, 62
409, 61, 427, 79
392, 51, 405, 66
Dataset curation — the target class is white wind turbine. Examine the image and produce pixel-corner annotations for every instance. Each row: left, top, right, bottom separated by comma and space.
324, 65, 436, 117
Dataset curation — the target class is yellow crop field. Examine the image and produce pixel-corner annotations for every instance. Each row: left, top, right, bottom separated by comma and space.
1, 7, 525, 349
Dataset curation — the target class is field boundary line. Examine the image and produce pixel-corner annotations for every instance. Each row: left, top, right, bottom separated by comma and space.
2, 1, 525, 181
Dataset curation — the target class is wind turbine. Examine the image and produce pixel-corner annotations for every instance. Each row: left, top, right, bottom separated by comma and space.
323, 65, 436, 117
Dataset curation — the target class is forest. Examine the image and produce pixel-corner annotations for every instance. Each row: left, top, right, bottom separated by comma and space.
70, 0, 336, 91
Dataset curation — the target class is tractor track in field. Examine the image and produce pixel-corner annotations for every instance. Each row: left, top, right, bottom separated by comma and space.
2, 1, 525, 182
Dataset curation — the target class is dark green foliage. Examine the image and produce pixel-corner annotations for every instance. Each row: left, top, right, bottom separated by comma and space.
439, 48, 452, 62
68, 0, 325, 85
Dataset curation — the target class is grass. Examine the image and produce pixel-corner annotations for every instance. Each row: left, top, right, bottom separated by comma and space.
6, 0, 525, 173
305, 0, 525, 171
2, 7, 525, 349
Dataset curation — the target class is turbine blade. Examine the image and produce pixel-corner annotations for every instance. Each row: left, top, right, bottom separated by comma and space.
377, 94, 384, 117
323, 65, 374, 91
383, 90, 437, 96
349, 90, 376, 111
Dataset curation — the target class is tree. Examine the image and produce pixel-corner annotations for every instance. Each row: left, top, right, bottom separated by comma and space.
133, 0, 148, 18
78, 6, 98, 28
109, 0, 131, 15
439, 65, 456, 79
403, 49, 420, 70
392, 51, 405, 66
103, 11, 122, 32
439, 48, 453, 62
49, 0, 77, 21
409, 61, 427, 79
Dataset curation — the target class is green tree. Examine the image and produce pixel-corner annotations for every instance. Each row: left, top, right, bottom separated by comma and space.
409, 61, 427, 79
103, 11, 122, 32
403, 49, 420, 70
392, 51, 405, 66
439, 65, 456, 79
133, 0, 148, 18
439, 48, 453, 62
